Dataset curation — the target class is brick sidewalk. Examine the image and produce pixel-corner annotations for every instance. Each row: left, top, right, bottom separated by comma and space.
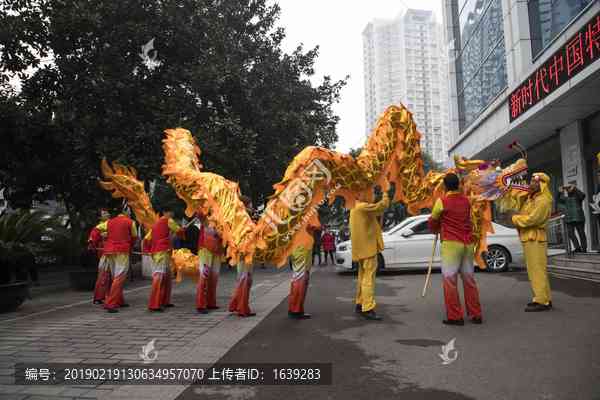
0, 267, 293, 400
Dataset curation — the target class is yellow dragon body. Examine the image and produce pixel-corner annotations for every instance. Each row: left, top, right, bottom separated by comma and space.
100, 104, 529, 277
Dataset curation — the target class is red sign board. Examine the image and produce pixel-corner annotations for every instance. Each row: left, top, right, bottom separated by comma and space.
509, 11, 600, 122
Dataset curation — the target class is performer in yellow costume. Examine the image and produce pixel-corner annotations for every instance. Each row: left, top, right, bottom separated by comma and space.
512, 173, 553, 312
350, 190, 390, 320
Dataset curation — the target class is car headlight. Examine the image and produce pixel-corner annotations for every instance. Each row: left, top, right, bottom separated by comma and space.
337, 245, 348, 252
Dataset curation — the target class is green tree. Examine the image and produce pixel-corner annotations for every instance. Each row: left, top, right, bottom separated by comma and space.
0, 0, 346, 236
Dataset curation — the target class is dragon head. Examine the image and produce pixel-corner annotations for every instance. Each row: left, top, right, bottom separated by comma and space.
459, 140, 530, 212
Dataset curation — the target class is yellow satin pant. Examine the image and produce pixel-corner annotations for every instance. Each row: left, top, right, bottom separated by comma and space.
355, 256, 377, 312
523, 241, 552, 305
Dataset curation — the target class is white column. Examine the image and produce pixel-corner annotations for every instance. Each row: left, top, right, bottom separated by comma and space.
560, 120, 591, 251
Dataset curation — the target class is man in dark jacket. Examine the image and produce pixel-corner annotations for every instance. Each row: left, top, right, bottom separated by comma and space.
558, 183, 587, 252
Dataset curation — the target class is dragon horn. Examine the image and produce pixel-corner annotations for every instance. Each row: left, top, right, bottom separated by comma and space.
509, 141, 527, 160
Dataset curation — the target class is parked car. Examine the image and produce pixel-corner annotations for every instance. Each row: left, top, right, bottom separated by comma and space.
335, 214, 523, 273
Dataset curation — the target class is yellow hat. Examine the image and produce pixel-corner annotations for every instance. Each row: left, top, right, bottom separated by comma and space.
532, 172, 550, 183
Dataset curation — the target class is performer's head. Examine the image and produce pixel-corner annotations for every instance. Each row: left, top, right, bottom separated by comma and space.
357, 189, 375, 203
530, 173, 550, 194
443, 173, 460, 192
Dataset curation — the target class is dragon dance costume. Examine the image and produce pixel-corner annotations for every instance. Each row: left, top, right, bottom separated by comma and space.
429, 191, 482, 324
350, 192, 390, 318
512, 173, 553, 310
228, 261, 254, 317
288, 219, 321, 319
288, 246, 313, 318
88, 223, 109, 304
196, 221, 224, 313
96, 104, 538, 321
144, 215, 182, 311
96, 214, 138, 312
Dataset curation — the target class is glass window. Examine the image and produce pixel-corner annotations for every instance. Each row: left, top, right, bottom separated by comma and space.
456, 0, 506, 131
528, 0, 594, 58
459, 0, 492, 50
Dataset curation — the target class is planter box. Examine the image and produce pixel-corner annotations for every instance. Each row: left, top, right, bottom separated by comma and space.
0, 282, 30, 312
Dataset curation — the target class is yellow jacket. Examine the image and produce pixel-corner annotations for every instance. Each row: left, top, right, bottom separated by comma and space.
512, 173, 553, 242
350, 193, 389, 261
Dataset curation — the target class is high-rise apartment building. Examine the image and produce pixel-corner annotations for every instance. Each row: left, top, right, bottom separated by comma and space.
363, 9, 450, 164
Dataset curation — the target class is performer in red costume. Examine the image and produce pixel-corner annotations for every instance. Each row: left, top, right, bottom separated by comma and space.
89, 208, 110, 304
96, 208, 138, 313
429, 173, 483, 325
145, 209, 182, 312
228, 195, 256, 317
288, 218, 321, 319
196, 213, 225, 314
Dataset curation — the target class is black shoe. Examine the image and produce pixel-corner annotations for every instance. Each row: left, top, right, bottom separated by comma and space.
239, 312, 256, 317
355, 304, 362, 313
470, 317, 483, 324
149, 308, 164, 312
93, 300, 104, 305
361, 310, 382, 320
120, 303, 130, 308
197, 308, 208, 314
525, 303, 552, 312
107, 309, 119, 313
527, 301, 552, 308
207, 306, 219, 310
288, 312, 312, 319
164, 304, 175, 308
442, 319, 465, 326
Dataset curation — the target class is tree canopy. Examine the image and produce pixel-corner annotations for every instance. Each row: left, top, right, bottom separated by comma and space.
0, 0, 347, 231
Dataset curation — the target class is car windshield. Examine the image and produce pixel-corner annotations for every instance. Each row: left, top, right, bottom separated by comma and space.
384, 216, 423, 234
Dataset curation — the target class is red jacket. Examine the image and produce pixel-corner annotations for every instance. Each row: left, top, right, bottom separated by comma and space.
322, 233, 336, 251
198, 224, 224, 255
103, 215, 135, 254
88, 227, 105, 257
429, 193, 473, 244
148, 216, 172, 253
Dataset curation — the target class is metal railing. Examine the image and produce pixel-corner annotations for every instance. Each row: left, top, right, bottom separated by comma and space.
547, 215, 572, 257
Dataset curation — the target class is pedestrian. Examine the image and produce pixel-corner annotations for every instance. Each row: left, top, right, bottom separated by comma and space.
321, 229, 336, 265
89, 208, 110, 304
228, 195, 256, 317
557, 183, 587, 252
145, 208, 182, 312
95, 207, 138, 313
428, 173, 483, 326
312, 228, 322, 265
196, 212, 224, 314
350, 187, 389, 320
512, 173, 553, 312
288, 219, 321, 319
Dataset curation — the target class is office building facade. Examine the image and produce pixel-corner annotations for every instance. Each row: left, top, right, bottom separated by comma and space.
443, 0, 600, 250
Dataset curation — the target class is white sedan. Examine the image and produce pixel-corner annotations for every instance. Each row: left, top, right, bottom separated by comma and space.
335, 214, 524, 273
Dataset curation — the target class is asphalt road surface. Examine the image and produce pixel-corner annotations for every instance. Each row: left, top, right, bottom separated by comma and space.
177, 267, 600, 400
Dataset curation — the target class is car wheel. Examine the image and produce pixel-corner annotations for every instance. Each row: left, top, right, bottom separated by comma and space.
485, 245, 510, 272
376, 253, 385, 274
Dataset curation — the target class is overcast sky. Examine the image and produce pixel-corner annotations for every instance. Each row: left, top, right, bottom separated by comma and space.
274, 0, 444, 152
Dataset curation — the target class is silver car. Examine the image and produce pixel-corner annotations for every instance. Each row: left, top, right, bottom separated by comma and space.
335, 214, 524, 273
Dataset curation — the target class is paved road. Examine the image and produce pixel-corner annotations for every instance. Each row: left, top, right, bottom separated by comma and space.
0, 267, 293, 400
178, 267, 600, 400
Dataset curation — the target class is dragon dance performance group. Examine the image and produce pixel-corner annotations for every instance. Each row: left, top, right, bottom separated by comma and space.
87, 168, 554, 323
